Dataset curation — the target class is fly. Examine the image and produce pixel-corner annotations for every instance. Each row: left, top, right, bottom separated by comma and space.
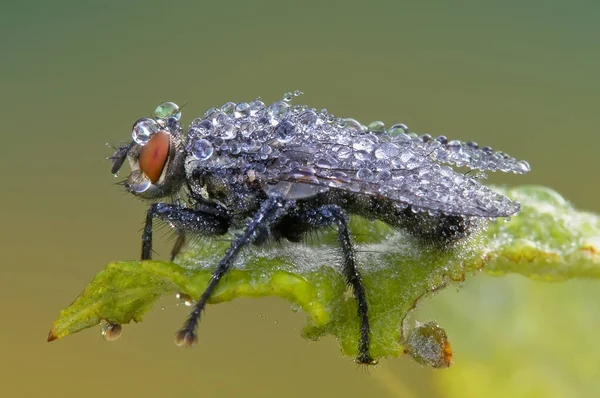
110, 91, 530, 364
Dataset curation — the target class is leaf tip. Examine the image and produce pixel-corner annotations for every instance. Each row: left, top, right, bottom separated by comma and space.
47, 329, 58, 342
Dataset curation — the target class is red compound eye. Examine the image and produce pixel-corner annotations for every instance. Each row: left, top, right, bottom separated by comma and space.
139, 130, 170, 183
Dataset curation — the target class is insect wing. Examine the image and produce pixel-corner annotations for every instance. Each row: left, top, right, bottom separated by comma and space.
267, 140, 520, 218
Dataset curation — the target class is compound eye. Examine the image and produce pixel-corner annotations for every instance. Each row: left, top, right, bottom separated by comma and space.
139, 130, 170, 183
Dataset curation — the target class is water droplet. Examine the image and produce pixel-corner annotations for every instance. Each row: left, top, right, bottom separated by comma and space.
249, 100, 265, 116
436, 135, 448, 145
132, 118, 159, 145
344, 118, 363, 133
229, 142, 241, 155
204, 107, 220, 119
197, 123, 215, 139
176, 292, 194, 307
260, 145, 273, 159
253, 162, 267, 173
368, 120, 386, 134
129, 170, 152, 193
234, 102, 250, 119
292, 104, 307, 113
356, 168, 374, 181
268, 101, 290, 125
102, 323, 122, 341
447, 140, 462, 153
275, 119, 296, 143
282, 92, 294, 102
389, 123, 409, 136
298, 110, 318, 131
353, 136, 376, 152
293, 90, 303, 97
336, 146, 352, 159
316, 154, 339, 169
213, 112, 232, 128
154, 102, 181, 126
219, 123, 236, 140
220, 101, 236, 116
190, 138, 214, 160
516, 160, 531, 173
377, 169, 392, 181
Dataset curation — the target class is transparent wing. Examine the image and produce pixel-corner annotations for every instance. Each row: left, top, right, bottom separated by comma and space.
393, 131, 531, 174
263, 139, 520, 217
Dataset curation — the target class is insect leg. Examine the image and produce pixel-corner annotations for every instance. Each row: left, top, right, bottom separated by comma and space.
175, 196, 291, 346
296, 204, 376, 365
141, 203, 229, 260
170, 231, 187, 261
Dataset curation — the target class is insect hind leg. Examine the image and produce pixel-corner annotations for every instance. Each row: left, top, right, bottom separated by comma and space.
289, 204, 376, 365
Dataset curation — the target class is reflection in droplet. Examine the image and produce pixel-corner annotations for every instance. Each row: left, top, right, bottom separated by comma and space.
129, 170, 152, 193
176, 292, 194, 307
154, 102, 181, 125
389, 123, 409, 136
234, 102, 250, 119
220, 101, 236, 116
275, 119, 296, 143
102, 323, 123, 342
190, 138, 214, 160
132, 118, 159, 145
219, 123, 236, 140
368, 120, 386, 134
268, 101, 290, 125
249, 99, 265, 116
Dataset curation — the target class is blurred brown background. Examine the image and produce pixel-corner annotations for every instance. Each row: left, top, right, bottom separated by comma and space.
1, 1, 598, 397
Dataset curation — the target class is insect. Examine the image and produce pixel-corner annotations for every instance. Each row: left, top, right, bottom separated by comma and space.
110, 91, 530, 364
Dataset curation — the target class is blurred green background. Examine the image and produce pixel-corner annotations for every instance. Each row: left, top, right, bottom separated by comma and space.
1, 0, 599, 397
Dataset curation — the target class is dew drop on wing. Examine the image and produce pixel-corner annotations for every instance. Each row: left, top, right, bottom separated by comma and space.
220, 101, 236, 116
249, 99, 266, 116
389, 123, 409, 136
368, 120, 386, 134
266, 181, 328, 200
234, 102, 251, 119
356, 168, 374, 181
275, 118, 296, 143
268, 101, 290, 125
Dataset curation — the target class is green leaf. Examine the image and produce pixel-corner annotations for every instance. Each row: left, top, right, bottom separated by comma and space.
421, 276, 600, 398
48, 185, 600, 364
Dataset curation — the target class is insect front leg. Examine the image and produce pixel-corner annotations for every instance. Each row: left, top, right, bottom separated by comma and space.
293, 204, 376, 365
174, 196, 292, 346
141, 203, 230, 260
